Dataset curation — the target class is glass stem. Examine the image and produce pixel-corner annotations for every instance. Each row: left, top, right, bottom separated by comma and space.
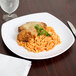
8, 13, 12, 17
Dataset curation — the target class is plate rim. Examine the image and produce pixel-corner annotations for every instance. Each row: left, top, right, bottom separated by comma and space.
1, 12, 75, 60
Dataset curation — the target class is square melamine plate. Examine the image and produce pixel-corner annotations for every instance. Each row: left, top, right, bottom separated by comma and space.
1, 12, 75, 60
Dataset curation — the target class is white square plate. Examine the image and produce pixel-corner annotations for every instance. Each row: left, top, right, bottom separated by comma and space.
1, 12, 75, 60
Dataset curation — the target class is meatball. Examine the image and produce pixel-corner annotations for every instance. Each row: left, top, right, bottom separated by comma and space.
17, 30, 32, 42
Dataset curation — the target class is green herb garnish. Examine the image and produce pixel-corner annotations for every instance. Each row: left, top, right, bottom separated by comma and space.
35, 24, 51, 36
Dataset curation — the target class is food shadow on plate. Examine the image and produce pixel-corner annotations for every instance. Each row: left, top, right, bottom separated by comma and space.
12, 27, 18, 41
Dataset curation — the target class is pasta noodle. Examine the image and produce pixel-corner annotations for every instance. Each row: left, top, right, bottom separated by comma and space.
17, 26, 61, 53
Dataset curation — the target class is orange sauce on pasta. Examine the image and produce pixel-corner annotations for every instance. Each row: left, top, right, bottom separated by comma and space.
17, 27, 61, 53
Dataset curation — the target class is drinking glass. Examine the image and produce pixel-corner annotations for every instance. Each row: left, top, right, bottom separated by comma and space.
0, 0, 19, 21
